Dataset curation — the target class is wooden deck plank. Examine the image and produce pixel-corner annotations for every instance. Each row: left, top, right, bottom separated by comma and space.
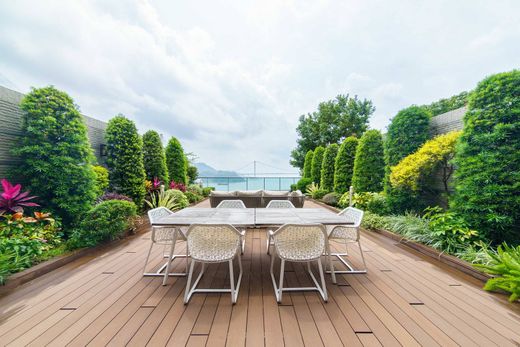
245, 232, 265, 347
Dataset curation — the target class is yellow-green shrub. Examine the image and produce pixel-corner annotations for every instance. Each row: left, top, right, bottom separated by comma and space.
390, 131, 461, 191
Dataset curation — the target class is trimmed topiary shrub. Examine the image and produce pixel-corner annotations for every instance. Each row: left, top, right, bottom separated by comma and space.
142, 130, 169, 184
165, 137, 188, 185
320, 144, 338, 192
105, 115, 146, 207
352, 130, 385, 193
334, 136, 358, 194
452, 70, 520, 245
296, 177, 313, 192
92, 165, 109, 197
68, 200, 137, 248
303, 150, 314, 178
14, 86, 97, 227
384, 105, 431, 213
311, 146, 325, 185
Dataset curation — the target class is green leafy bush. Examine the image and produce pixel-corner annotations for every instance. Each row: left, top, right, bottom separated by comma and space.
187, 184, 203, 196
202, 187, 215, 197
303, 150, 314, 178
165, 189, 189, 209
105, 115, 146, 207
305, 182, 327, 199
13, 86, 97, 226
351, 192, 389, 215
145, 189, 181, 210
421, 91, 469, 117
142, 130, 169, 184
338, 192, 351, 208
165, 137, 188, 185
295, 177, 313, 192
69, 200, 137, 248
92, 165, 109, 197
311, 146, 325, 185
361, 211, 389, 230
476, 244, 520, 302
352, 130, 385, 193
0, 251, 30, 285
320, 144, 338, 191
322, 192, 340, 206
452, 70, 520, 245
334, 136, 358, 194
185, 191, 203, 204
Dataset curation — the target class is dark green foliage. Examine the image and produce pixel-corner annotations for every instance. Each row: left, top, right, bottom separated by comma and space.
334, 136, 358, 194
322, 192, 340, 206
384, 105, 431, 213
295, 177, 313, 192
105, 115, 146, 207
184, 191, 203, 204
352, 130, 385, 193
310, 146, 325, 185
452, 70, 520, 245
13, 86, 97, 227
421, 91, 470, 117
142, 130, 168, 184
187, 165, 199, 184
290, 94, 374, 168
202, 187, 215, 197
303, 150, 314, 178
320, 144, 338, 191
92, 165, 109, 197
68, 200, 137, 248
165, 137, 188, 185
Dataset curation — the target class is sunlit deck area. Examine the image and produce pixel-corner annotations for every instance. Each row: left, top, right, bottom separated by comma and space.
0, 200, 519, 347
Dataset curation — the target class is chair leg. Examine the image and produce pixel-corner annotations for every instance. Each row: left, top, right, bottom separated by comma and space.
327, 239, 367, 274
358, 241, 368, 272
184, 260, 196, 303
163, 236, 177, 286
327, 242, 337, 284
229, 260, 236, 304
317, 259, 328, 302
277, 259, 285, 303
142, 242, 154, 275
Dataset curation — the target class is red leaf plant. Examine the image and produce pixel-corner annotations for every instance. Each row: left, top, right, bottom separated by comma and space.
0, 179, 40, 215
169, 181, 186, 192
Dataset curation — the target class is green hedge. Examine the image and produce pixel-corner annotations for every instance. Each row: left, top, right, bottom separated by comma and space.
334, 136, 358, 194
92, 165, 109, 197
303, 150, 314, 178
311, 146, 325, 185
452, 70, 520, 245
165, 137, 188, 185
69, 200, 137, 248
352, 130, 385, 193
105, 115, 146, 207
320, 143, 338, 191
142, 130, 169, 184
14, 86, 97, 227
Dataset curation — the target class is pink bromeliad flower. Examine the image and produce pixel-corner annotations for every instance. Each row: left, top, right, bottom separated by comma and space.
0, 179, 40, 215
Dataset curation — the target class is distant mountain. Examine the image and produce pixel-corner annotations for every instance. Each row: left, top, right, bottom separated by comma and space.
194, 162, 240, 177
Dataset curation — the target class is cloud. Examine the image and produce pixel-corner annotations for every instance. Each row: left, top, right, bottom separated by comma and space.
0, 0, 519, 171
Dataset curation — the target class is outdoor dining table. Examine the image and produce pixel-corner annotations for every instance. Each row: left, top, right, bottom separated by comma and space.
151, 207, 354, 228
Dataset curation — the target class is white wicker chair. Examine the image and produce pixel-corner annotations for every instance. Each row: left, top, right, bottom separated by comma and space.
269, 224, 332, 303
265, 200, 295, 255
216, 199, 246, 253
216, 200, 246, 208
327, 207, 366, 280
184, 224, 244, 304
144, 207, 189, 286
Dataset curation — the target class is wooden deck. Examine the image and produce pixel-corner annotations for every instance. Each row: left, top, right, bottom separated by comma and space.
1, 200, 519, 347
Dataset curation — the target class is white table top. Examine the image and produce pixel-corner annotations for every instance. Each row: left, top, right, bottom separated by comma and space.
152, 208, 353, 227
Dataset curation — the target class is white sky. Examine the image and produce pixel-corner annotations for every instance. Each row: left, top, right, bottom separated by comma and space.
1, 0, 519, 173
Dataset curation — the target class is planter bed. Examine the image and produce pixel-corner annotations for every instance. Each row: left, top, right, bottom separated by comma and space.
307, 198, 490, 282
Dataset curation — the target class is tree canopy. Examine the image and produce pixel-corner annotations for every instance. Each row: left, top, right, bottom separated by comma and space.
165, 137, 188, 185
290, 94, 374, 169
142, 130, 168, 184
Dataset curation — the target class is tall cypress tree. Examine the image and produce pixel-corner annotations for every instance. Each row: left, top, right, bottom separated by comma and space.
165, 137, 187, 185
352, 130, 385, 193
142, 130, 169, 184
311, 146, 325, 185
105, 115, 146, 206
334, 136, 358, 194
303, 150, 314, 178
320, 144, 338, 191
14, 86, 97, 227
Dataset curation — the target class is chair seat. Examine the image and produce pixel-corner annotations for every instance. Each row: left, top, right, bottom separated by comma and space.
275, 239, 323, 261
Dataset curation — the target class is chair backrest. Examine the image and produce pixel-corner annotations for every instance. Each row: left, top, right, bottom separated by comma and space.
272, 224, 327, 259
147, 207, 173, 224
266, 200, 295, 209
216, 200, 246, 209
186, 224, 242, 261
337, 207, 364, 228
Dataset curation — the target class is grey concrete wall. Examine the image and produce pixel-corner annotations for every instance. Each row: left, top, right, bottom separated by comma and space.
429, 106, 466, 135
0, 85, 107, 180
